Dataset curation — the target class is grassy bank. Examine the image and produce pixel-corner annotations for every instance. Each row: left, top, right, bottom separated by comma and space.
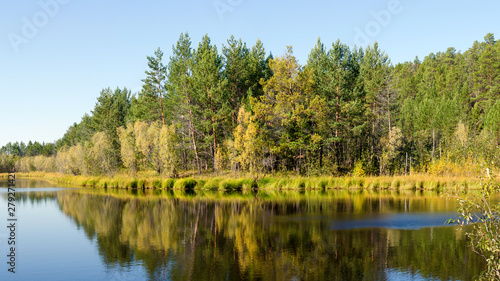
0, 173, 14, 179
3, 171, 487, 192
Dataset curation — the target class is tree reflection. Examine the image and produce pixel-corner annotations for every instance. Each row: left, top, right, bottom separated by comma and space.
53, 190, 484, 280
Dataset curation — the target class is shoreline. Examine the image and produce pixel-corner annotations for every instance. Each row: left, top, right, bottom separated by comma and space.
1, 172, 485, 192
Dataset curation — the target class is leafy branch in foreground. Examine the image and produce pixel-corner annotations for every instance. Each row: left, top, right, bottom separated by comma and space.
449, 168, 500, 280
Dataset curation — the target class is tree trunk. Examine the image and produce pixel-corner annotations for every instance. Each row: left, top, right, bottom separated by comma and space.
319, 144, 323, 168
209, 89, 217, 171
184, 82, 201, 173
432, 128, 435, 162
336, 84, 339, 138
405, 152, 408, 176
158, 74, 165, 125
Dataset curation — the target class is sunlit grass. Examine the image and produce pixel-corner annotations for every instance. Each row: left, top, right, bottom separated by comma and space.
10, 171, 486, 192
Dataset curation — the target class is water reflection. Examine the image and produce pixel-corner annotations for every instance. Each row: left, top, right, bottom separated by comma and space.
0, 179, 485, 281
328, 212, 458, 230
49, 188, 483, 280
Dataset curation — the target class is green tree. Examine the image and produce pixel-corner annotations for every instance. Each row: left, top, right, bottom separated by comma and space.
247, 39, 270, 98
166, 32, 201, 172
360, 42, 390, 169
223, 36, 251, 126
308, 39, 367, 171
472, 34, 500, 118
191, 34, 228, 171
484, 100, 500, 145
131, 48, 167, 124
90, 87, 131, 166
57, 114, 94, 148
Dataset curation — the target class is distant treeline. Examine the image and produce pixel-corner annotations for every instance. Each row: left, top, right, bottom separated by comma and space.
1, 32, 499, 177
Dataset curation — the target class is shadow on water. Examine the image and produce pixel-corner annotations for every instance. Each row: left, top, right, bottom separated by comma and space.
328, 212, 459, 230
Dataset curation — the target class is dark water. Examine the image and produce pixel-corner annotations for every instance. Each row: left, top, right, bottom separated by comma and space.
0, 179, 486, 280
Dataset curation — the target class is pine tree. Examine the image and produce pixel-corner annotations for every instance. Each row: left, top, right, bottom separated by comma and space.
223, 35, 251, 126
131, 48, 167, 124
166, 32, 200, 172
360, 42, 390, 166
473, 34, 500, 115
91, 87, 131, 163
191, 34, 228, 171
247, 39, 269, 98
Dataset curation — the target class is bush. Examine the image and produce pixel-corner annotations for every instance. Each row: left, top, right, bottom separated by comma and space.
450, 170, 500, 279
352, 161, 366, 177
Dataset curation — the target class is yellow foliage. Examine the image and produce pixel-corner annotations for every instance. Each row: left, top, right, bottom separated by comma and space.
455, 121, 468, 148
224, 139, 238, 172
133, 121, 162, 172
159, 124, 180, 178
380, 126, 403, 175
68, 143, 85, 175
352, 161, 366, 177
234, 107, 264, 174
427, 158, 482, 177
86, 132, 115, 176
133, 121, 150, 156
118, 123, 140, 175
214, 146, 226, 172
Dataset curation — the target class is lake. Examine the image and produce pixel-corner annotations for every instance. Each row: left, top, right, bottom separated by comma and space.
0, 179, 485, 280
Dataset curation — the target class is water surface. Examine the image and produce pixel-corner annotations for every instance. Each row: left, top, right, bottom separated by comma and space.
0, 179, 486, 280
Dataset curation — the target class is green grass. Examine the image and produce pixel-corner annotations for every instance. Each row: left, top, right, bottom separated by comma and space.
9, 172, 487, 192
173, 178, 197, 189
161, 179, 175, 189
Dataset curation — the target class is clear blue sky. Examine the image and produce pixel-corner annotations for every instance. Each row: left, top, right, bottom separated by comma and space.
0, 0, 497, 147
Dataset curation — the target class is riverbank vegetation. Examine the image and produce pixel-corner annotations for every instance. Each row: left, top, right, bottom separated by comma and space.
6, 171, 484, 192
451, 173, 500, 279
1, 33, 500, 180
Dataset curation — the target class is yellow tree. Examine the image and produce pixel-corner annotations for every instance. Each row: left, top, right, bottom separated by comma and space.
117, 123, 140, 175
234, 107, 264, 175
133, 121, 163, 173
67, 143, 85, 175
253, 46, 323, 173
379, 126, 402, 175
86, 132, 116, 176
159, 124, 180, 178
55, 146, 69, 174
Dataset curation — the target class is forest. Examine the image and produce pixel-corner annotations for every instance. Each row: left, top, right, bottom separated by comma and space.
1, 32, 499, 178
